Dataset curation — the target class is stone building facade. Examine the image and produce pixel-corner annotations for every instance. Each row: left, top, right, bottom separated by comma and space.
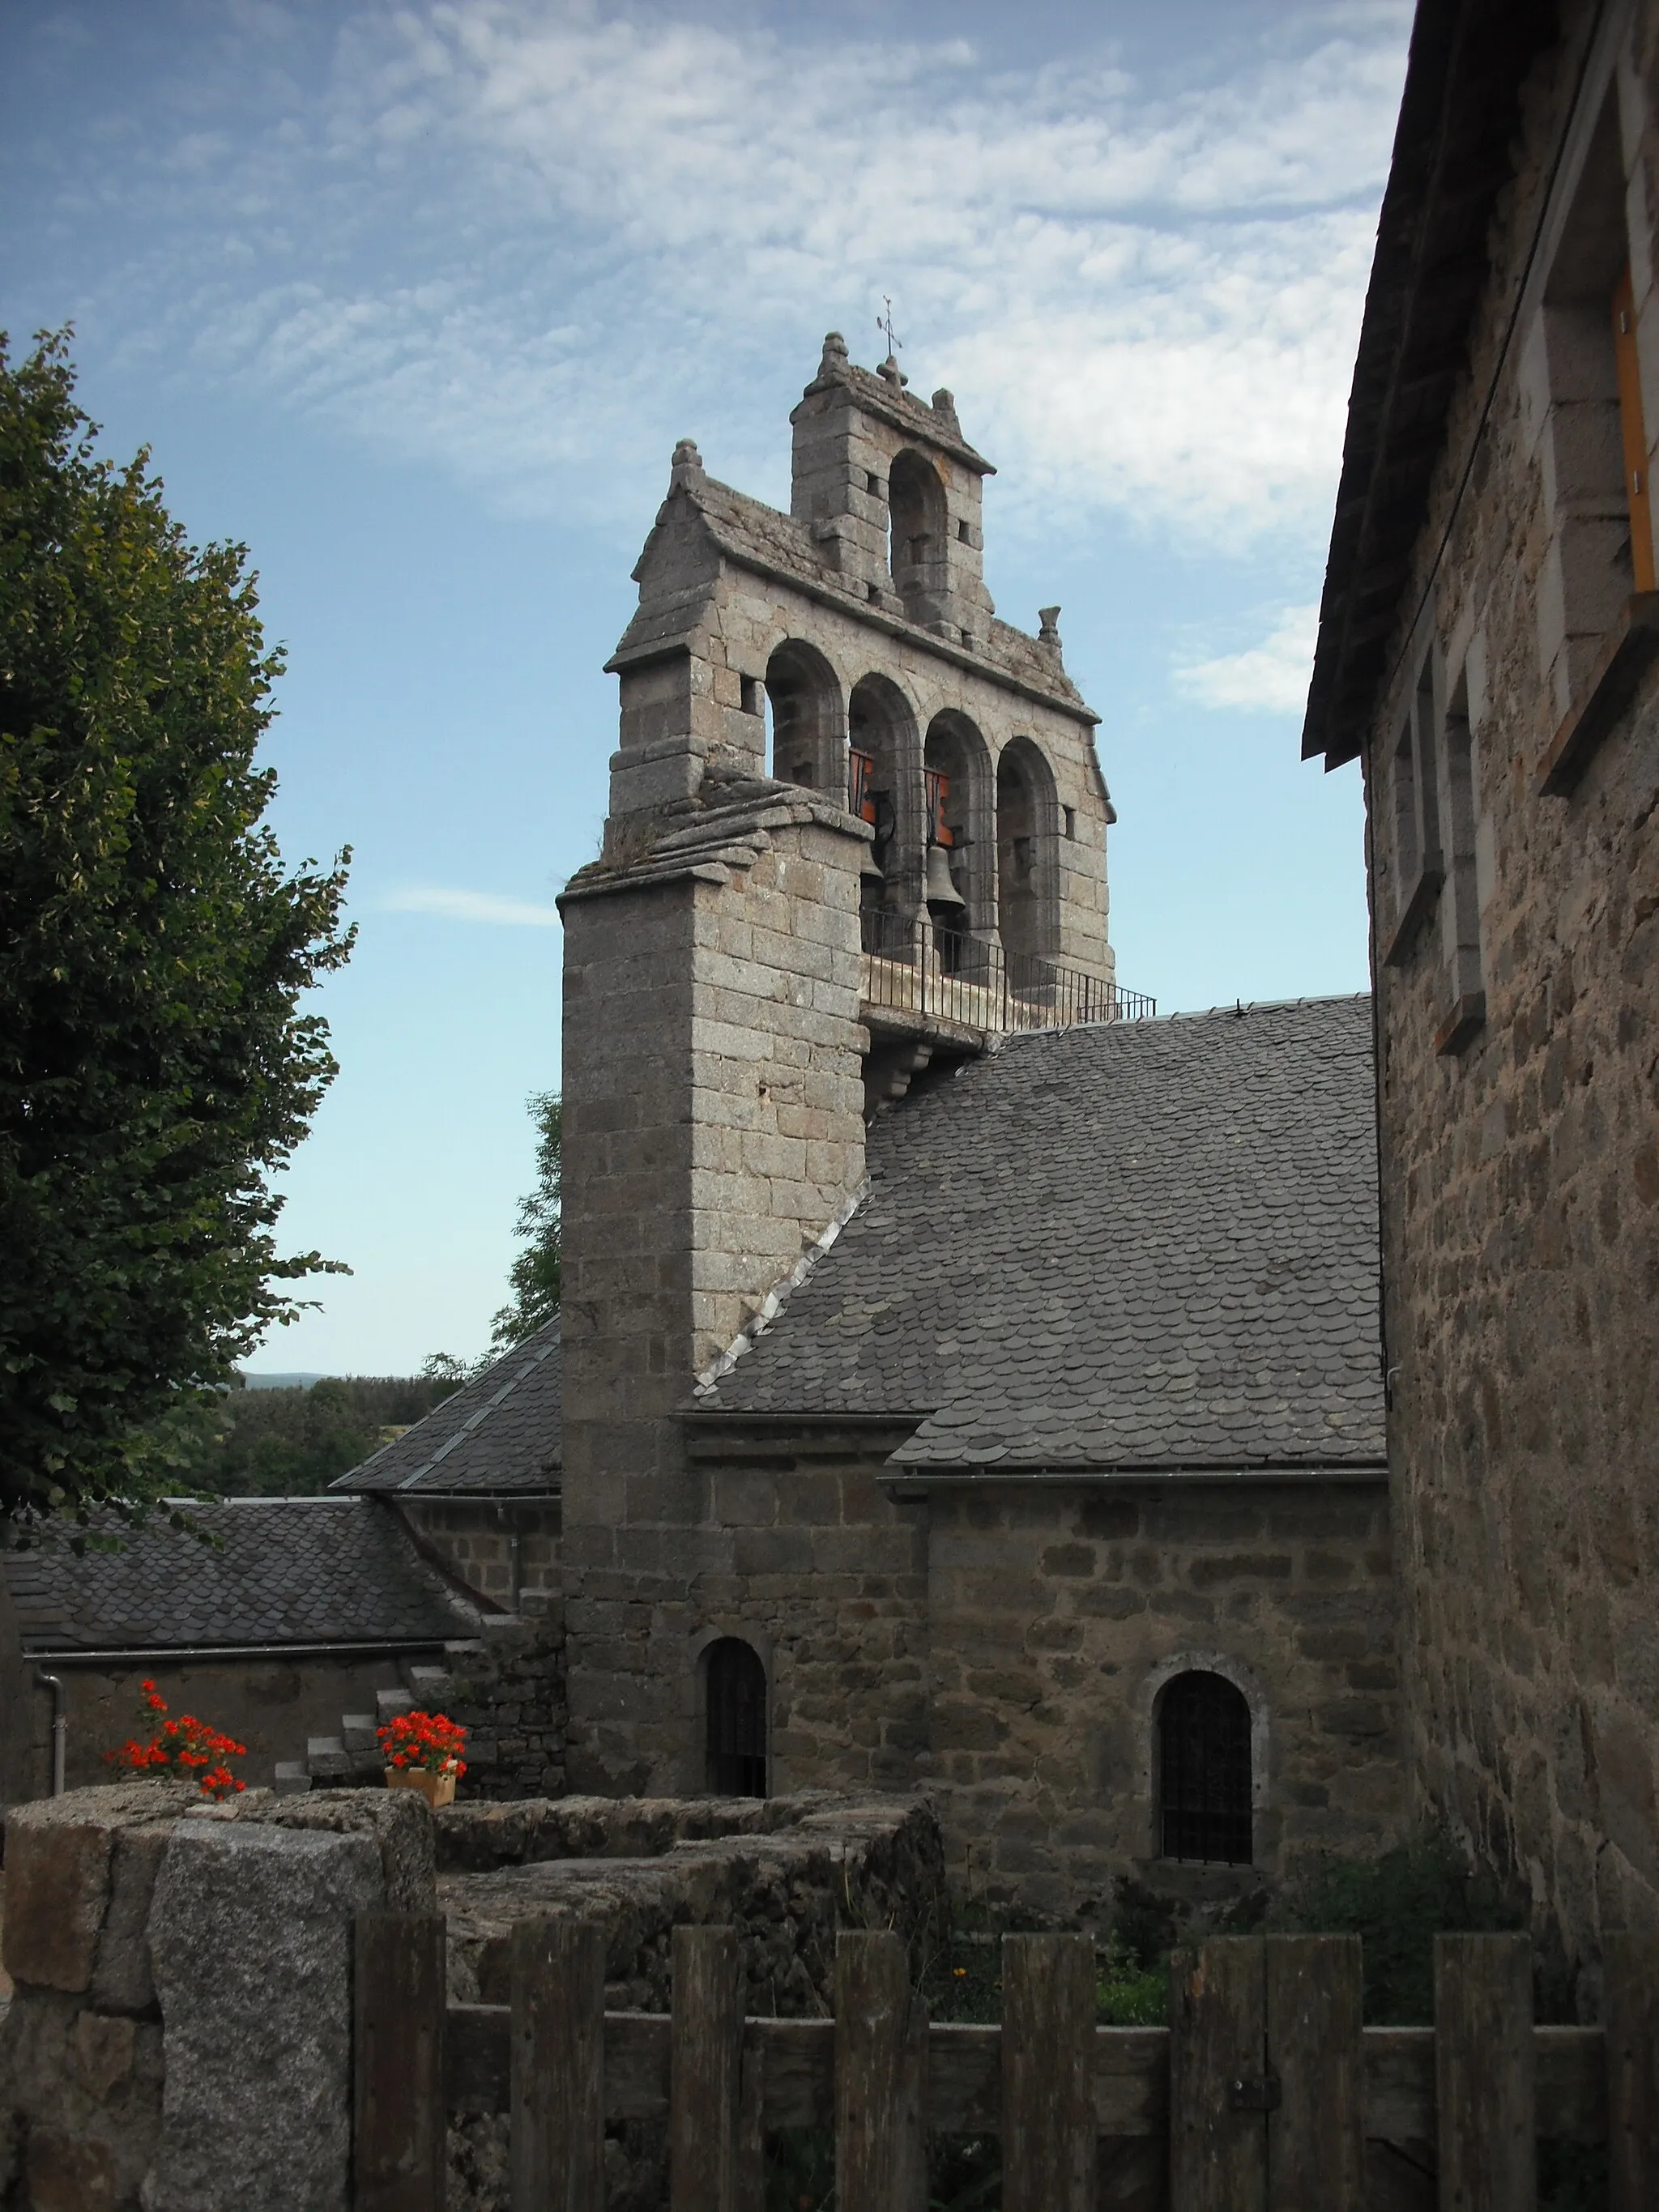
1303, 0, 1659, 1977
545, 342, 1404, 1910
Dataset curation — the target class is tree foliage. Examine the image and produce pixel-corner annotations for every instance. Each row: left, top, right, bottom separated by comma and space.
0, 332, 353, 1532
490, 1090, 561, 1349
172, 1375, 456, 1498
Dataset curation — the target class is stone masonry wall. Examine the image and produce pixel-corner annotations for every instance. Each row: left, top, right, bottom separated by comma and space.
398, 1498, 562, 1611
1, 1780, 942, 2212
446, 1597, 569, 1801
599, 1420, 1401, 1916
567, 1420, 930, 1801
0, 1782, 433, 2212
1359, 0, 1659, 1981
923, 1479, 1402, 1917
561, 810, 872, 1794
433, 1790, 946, 2212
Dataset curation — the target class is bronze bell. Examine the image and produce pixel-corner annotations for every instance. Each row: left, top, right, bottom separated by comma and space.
924, 842, 966, 910
860, 841, 885, 882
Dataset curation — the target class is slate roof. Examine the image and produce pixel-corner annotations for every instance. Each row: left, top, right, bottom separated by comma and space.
6, 1498, 485, 1653
1302, 0, 1557, 768
332, 1322, 561, 1497
695, 997, 1385, 1473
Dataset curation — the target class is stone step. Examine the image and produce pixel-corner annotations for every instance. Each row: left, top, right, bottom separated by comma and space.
341, 1714, 378, 1753
405, 1664, 454, 1705
375, 1687, 415, 1724
272, 1762, 313, 1796
305, 1735, 355, 1780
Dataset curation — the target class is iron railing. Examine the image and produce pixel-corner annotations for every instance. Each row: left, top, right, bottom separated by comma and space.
859, 908, 1155, 1033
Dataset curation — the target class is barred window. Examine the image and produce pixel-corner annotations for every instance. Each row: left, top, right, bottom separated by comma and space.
1158, 1671, 1252, 1864
706, 1638, 767, 1798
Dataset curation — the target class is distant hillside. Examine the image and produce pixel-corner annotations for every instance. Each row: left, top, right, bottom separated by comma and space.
239, 1371, 327, 1390
179, 1375, 458, 1496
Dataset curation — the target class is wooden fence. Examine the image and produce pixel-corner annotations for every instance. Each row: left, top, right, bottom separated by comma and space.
352, 1917, 1659, 2211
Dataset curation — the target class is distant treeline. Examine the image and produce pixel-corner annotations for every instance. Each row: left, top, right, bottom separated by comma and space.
177, 1375, 454, 1498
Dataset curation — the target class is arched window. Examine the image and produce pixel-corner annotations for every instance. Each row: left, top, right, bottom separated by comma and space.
706, 1638, 768, 1797
1158, 1671, 1252, 1864
766, 641, 843, 792
923, 713, 992, 965
849, 674, 922, 955
996, 737, 1060, 972
887, 450, 949, 626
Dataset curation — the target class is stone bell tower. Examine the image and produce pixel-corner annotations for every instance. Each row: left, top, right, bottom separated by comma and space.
559, 337, 1111, 1792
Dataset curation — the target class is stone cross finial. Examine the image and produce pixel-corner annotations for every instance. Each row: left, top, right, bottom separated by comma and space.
670, 439, 705, 492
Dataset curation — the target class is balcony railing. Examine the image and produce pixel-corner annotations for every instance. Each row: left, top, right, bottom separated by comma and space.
859, 910, 1155, 1033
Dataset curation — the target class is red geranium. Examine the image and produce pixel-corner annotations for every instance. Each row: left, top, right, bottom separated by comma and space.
377, 1709, 467, 1778
104, 1678, 247, 1798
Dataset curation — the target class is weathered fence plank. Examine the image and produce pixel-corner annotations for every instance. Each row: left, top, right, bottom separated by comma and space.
1265, 1932, 1364, 2209
834, 1929, 927, 2212
1607, 1929, 1659, 2212
741, 2016, 830, 2129
1001, 1933, 1095, 2212
510, 1917, 606, 2212
443, 1998, 1604, 2142
1434, 1931, 1535, 2212
734, 2031, 766, 2212
355, 1912, 447, 2212
671, 1925, 744, 2212
1169, 1938, 1268, 2212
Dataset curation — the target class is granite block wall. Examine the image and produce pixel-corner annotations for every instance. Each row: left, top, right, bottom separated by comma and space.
1358, 0, 1659, 1979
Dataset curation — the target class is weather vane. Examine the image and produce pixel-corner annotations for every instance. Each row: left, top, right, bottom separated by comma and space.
877, 296, 902, 360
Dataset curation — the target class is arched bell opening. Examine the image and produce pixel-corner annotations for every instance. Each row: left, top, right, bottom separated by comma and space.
849, 673, 923, 956
996, 735, 1061, 975
704, 1637, 768, 1798
923, 712, 994, 974
1154, 1670, 1253, 1865
888, 449, 949, 628
765, 641, 844, 793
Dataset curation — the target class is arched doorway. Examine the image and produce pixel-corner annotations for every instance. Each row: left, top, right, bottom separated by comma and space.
705, 1638, 768, 1797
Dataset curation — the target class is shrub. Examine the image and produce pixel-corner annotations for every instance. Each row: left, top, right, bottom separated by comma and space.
103, 1677, 246, 1797
1269, 1832, 1520, 2024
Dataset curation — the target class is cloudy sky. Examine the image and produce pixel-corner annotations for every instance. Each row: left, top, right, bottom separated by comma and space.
2, 0, 1410, 1375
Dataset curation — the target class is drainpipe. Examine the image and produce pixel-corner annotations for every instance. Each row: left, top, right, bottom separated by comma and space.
36, 1671, 66, 1796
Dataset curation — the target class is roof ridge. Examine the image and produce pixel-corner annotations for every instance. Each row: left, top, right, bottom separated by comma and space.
693, 1182, 869, 1400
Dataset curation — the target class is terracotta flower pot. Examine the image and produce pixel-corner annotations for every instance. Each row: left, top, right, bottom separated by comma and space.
385, 1765, 458, 1809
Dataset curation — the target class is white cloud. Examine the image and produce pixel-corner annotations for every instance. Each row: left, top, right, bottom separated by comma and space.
1175, 604, 1320, 714
381, 885, 561, 927
52, 1, 1411, 548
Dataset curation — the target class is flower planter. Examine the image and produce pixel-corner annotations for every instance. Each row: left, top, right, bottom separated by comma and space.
385, 1766, 458, 1809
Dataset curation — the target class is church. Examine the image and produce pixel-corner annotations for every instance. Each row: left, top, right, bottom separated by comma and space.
343, 338, 1402, 1912
2, 339, 1402, 1917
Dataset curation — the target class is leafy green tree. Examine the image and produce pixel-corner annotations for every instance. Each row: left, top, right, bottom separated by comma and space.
491, 1090, 561, 1349
0, 333, 352, 1534
177, 1374, 457, 1497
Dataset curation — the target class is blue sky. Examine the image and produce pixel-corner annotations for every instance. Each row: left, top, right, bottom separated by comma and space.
2, 0, 1409, 1375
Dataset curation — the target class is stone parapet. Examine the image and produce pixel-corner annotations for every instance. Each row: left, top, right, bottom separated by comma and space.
0, 1784, 437, 2212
